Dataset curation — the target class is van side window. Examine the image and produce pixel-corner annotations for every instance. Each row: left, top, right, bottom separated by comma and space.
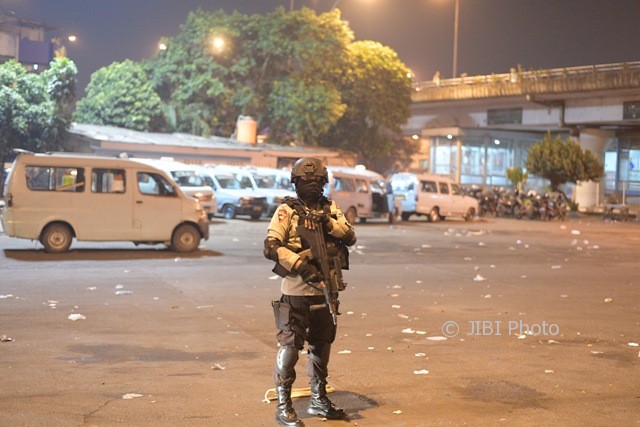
439, 182, 450, 194
421, 181, 437, 193
137, 172, 176, 196
92, 169, 125, 193
25, 166, 85, 192
451, 184, 463, 196
333, 177, 355, 192
356, 179, 369, 193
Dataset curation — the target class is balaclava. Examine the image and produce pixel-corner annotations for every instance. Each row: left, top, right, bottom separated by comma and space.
296, 179, 324, 206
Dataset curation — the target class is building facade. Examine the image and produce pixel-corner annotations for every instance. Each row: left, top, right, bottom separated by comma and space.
406, 62, 640, 208
0, 11, 56, 71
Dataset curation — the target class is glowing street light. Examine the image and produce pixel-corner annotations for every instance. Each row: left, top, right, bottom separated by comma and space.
212, 36, 225, 54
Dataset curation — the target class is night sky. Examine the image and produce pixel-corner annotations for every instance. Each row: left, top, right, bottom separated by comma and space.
3, 0, 640, 96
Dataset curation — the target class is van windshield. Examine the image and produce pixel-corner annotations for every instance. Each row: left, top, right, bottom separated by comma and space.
254, 173, 294, 191
393, 180, 414, 192
216, 173, 253, 190
171, 171, 205, 187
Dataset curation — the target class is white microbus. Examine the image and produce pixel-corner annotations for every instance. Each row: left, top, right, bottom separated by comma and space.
390, 172, 478, 222
1, 151, 209, 252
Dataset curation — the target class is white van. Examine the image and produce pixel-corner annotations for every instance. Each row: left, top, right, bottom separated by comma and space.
390, 173, 478, 222
199, 165, 267, 220
1, 151, 209, 252
325, 167, 395, 224
243, 166, 296, 216
134, 159, 217, 219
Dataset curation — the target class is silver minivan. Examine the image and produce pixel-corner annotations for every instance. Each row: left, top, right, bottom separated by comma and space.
391, 173, 478, 222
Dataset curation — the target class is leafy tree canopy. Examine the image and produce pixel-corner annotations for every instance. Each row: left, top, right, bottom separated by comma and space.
319, 40, 414, 166
1, 57, 77, 158
525, 132, 604, 191
74, 59, 163, 131
76, 7, 414, 164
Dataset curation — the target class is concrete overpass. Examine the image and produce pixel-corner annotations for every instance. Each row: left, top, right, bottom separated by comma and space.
406, 62, 640, 209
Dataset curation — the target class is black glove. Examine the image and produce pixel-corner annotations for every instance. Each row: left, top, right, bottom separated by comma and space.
296, 261, 321, 283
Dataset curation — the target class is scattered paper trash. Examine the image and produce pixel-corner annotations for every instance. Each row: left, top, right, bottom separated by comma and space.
571, 230, 581, 235
402, 328, 416, 334
268, 275, 280, 280
0, 335, 13, 342
478, 242, 486, 247
0, 294, 14, 299
122, 393, 144, 400
212, 364, 226, 370
115, 290, 133, 296
604, 298, 613, 303
415, 353, 427, 357
590, 351, 603, 355
628, 342, 639, 347
427, 336, 447, 341
393, 410, 402, 414
483, 294, 492, 299
413, 369, 429, 375
473, 274, 486, 282
544, 370, 554, 374
551, 265, 562, 269
391, 305, 401, 309
337, 349, 352, 354
68, 314, 86, 321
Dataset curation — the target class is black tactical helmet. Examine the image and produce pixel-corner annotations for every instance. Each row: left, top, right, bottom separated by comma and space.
291, 157, 328, 185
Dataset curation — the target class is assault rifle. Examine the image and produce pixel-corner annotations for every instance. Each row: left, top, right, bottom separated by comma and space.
297, 214, 346, 325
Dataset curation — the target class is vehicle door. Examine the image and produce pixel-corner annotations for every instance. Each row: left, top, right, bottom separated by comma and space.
75, 167, 135, 240
437, 181, 453, 215
417, 179, 438, 214
134, 171, 181, 241
354, 178, 373, 217
449, 183, 466, 215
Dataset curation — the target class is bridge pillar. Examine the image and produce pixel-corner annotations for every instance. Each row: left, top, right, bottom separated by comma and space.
573, 128, 612, 210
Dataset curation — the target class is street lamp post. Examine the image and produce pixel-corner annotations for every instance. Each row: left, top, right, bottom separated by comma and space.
452, 0, 459, 78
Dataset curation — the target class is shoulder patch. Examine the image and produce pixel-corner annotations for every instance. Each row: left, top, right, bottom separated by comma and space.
277, 207, 289, 223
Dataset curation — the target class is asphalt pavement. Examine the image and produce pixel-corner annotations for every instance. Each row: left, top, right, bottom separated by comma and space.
0, 214, 639, 426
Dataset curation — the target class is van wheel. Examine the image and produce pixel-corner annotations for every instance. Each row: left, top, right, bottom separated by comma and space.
429, 208, 440, 223
401, 212, 411, 221
171, 224, 200, 252
250, 212, 261, 220
222, 205, 236, 219
464, 208, 476, 222
41, 223, 73, 253
345, 207, 357, 225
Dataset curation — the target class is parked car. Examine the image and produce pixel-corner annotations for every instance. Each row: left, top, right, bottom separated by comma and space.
134, 158, 217, 219
390, 172, 478, 222
199, 165, 267, 220
1, 151, 209, 252
244, 166, 296, 216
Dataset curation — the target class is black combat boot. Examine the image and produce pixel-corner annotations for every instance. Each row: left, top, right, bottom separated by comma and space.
275, 385, 303, 426
307, 378, 345, 419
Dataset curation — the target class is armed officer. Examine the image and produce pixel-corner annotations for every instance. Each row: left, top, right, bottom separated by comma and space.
264, 157, 357, 426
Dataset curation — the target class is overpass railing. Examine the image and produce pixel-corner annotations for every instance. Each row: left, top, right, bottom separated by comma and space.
412, 61, 640, 101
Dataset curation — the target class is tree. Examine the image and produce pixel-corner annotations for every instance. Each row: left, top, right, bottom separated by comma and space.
0, 58, 77, 193
525, 132, 604, 191
319, 40, 414, 167
74, 60, 163, 131
506, 167, 528, 191
148, 7, 352, 141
